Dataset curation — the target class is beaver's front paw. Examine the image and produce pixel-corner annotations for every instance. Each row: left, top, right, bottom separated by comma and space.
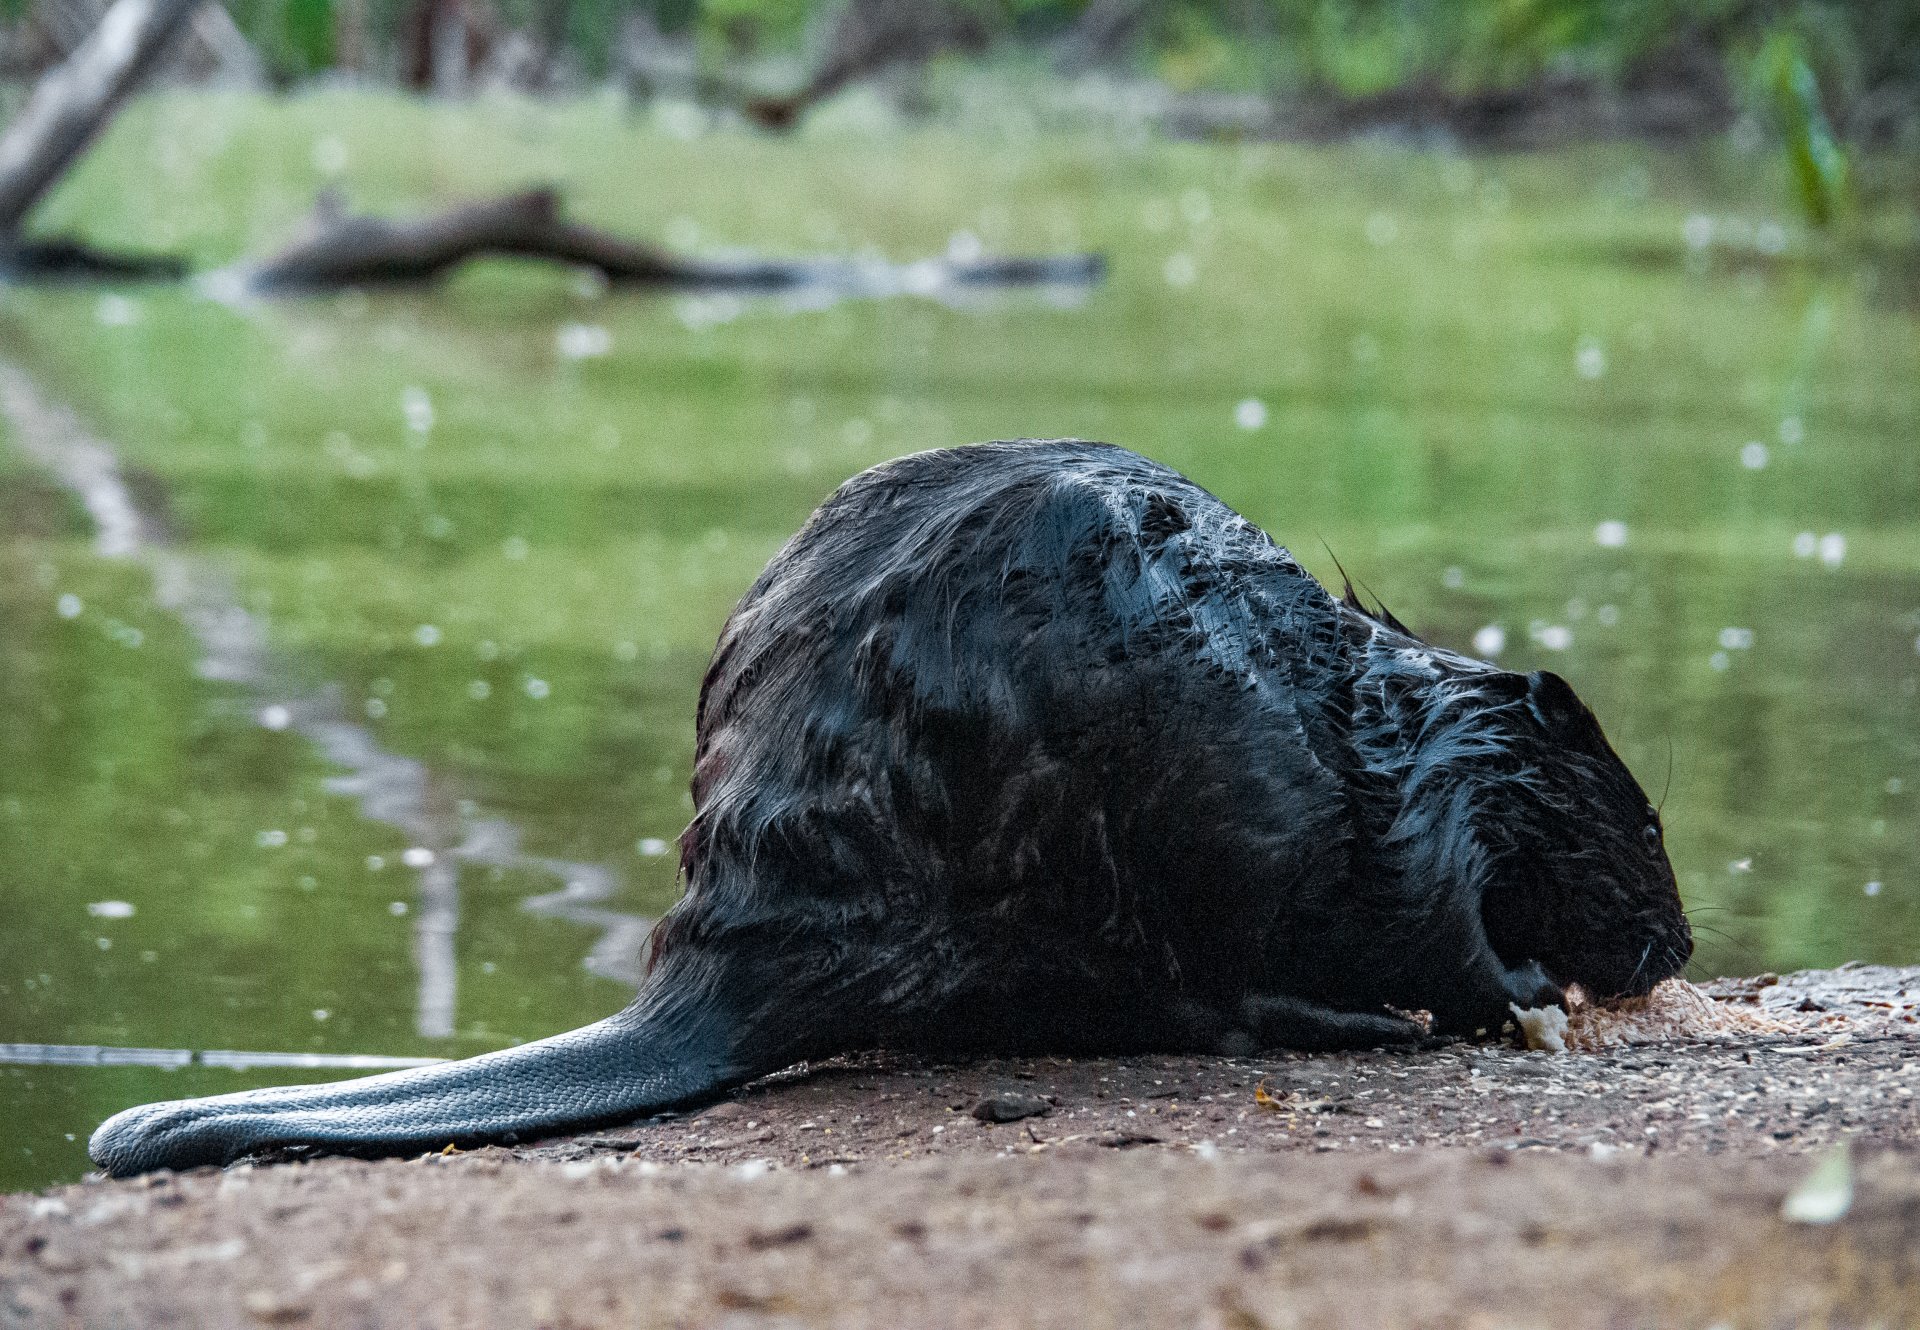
1498, 959, 1564, 1013
1429, 960, 1563, 1039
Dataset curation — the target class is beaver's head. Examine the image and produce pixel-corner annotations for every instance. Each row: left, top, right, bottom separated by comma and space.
1473, 670, 1692, 1002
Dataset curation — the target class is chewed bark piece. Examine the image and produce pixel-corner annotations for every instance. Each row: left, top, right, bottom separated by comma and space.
1508, 1002, 1570, 1053
1562, 979, 1801, 1050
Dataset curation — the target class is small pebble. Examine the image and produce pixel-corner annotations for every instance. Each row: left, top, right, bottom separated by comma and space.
971, 1092, 1054, 1124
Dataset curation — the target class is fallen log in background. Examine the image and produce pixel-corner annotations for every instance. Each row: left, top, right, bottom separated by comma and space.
237, 186, 1104, 297
0, 234, 186, 280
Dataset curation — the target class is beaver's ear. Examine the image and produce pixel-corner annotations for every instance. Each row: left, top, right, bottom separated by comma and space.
1526, 670, 1595, 737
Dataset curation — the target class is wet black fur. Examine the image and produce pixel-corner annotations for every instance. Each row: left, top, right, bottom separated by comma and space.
656, 438, 1691, 1064
87, 438, 1691, 1175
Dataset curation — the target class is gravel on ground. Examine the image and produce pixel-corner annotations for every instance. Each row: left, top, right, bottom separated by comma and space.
4, 966, 1916, 1329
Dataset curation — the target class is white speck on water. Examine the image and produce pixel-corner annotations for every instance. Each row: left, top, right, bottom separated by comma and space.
1234, 398, 1268, 431
1596, 604, 1620, 626
637, 837, 670, 857
425, 514, 452, 540
1756, 222, 1788, 255
364, 697, 388, 719
1865, 881, 1883, 897
1730, 858, 1753, 874
524, 677, 550, 700
1683, 214, 1714, 251
1718, 627, 1754, 650
87, 901, 135, 919
312, 1008, 331, 1022
1594, 520, 1628, 548
95, 295, 138, 327
311, 134, 348, 175
1740, 442, 1770, 469
1162, 252, 1197, 287
556, 323, 612, 360
1442, 566, 1465, 589
1818, 533, 1846, 568
401, 386, 434, 434
467, 679, 491, 700
613, 640, 639, 662
946, 230, 983, 263
477, 639, 500, 661
413, 624, 442, 648
1533, 624, 1573, 651
1181, 190, 1213, 225
734, 1159, 771, 1180
1779, 416, 1805, 445
256, 829, 288, 848
366, 855, 386, 872
401, 847, 435, 869
259, 704, 291, 731
388, 901, 408, 916
1574, 337, 1607, 380
828, 1163, 848, 1177
1793, 531, 1818, 558
842, 418, 873, 447
96, 936, 111, 950
1709, 651, 1731, 671
1472, 624, 1506, 657
501, 537, 529, 561
898, 262, 940, 297
1192, 1141, 1221, 1161
56, 593, 83, 619
676, 294, 745, 329
1365, 212, 1399, 246
1890, 778, 1906, 794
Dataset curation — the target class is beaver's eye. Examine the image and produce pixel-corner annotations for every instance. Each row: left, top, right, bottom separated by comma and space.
1642, 824, 1662, 850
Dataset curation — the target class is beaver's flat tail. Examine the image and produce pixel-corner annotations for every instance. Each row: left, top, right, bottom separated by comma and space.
87, 970, 752, 1177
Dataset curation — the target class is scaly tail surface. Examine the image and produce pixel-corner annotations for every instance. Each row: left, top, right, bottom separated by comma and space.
88, 965, 754, 1177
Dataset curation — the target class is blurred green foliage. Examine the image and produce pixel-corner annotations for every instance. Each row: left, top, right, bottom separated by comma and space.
43, 0, 1898, 139
1756, 28, 1850, 227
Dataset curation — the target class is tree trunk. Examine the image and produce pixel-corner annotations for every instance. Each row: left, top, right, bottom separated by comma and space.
0, 0, 203, 236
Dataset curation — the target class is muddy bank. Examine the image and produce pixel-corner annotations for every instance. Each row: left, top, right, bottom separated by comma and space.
6, 1148, 1920, 1329
3, 966, 1916, 1328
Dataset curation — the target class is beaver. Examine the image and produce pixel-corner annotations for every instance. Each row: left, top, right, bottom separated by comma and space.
89, 440, 1690, 1176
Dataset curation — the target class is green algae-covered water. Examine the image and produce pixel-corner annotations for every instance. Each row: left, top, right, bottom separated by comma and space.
2, 93, 1916, 1191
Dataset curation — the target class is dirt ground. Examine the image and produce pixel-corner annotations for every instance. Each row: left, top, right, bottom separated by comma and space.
4, 966, 1918, 1329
